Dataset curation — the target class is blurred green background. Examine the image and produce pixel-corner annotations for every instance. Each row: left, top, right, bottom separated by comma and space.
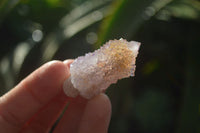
0, 0, 200, 133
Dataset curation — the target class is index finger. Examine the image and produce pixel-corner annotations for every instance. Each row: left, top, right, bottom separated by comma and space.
0, 60, 70, 133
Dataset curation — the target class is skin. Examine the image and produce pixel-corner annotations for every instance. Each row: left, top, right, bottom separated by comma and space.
0, 60, 111, 133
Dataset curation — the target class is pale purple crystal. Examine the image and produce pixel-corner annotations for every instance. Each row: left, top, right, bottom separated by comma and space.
63, 38, 140, 99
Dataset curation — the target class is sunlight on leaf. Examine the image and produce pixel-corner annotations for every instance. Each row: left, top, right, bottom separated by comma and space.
161, 0, 200, 20
97, 0, 173, 48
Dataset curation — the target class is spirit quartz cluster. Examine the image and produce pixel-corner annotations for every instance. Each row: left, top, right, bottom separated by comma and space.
63, 38, 141, 99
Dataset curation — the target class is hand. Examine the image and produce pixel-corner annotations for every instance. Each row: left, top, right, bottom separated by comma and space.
0, 60, 111, 133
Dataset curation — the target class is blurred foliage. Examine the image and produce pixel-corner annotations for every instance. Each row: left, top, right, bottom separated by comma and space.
0, 0, 200, 133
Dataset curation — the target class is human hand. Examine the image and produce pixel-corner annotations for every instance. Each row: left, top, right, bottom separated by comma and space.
0, 60, 111, 133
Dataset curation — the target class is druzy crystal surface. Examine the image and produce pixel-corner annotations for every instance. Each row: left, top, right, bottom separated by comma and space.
63, 38, 140, 99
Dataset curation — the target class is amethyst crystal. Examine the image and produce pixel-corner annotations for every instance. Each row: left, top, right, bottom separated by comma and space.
63, 38, 141, 99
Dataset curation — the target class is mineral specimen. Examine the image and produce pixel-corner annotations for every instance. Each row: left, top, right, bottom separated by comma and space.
63, 38, 140, 99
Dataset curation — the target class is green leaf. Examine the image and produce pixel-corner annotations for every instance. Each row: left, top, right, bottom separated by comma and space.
164, 0, 200, 20
96, 0, 173, 47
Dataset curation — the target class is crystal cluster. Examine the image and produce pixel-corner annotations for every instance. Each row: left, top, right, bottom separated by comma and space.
63, 38, 140, 99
